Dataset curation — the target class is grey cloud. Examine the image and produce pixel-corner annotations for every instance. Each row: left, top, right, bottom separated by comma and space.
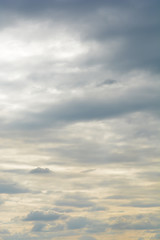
24, 211, 62, 221
67, 217, 89, 230
48, 223, 65, 232
88, 206, 106, 212
96, 79, 117, 87
137, 171, 160, 182
55, 199, 94, 208
0, 229, 10, 234
2, 233, 40, 240
81, 1, 160, 73
0, 0, 130, 17
32, 223, 46, 232
0, 1, 160, 239
122, 201, 160, 208
30, 167, 53, 174
55, 193, 95, 208
7, 84, 160, 131
86, 221, 107, 234
0, 0, 159, 75
109, 214, 160, 230
52, 207, 73, 213
67, 216, 107, 233
1, 169, 28, 175
106, 195, 130, 200
0, 199, 4, 204
151, 234, 160, 240
79, 236, 97, 240
0, 180, 29, 194
0, 0, 129, 32
111, 221, 160, 230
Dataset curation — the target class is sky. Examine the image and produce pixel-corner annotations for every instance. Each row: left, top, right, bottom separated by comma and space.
0, 0, 160, 239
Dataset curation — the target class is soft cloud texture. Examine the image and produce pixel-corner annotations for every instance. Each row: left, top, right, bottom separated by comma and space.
0, 0, 159, 239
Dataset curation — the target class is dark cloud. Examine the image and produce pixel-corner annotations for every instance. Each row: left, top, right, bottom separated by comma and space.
30, 167, 53, 174
0, 0, 159, 239
0, 0, 159, 74
0, 0, 130, 16
24, 211, 62, 221
96, 79, 117, 87
7, 84, 160, 131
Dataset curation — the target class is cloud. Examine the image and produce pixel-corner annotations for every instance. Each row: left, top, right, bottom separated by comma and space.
31, 223, 46, 232
66, 216, 107, 233
5, 82, 160, 132
79, 236, 97, 240
24, 211, 62, 221
0, 199, 4, 205
0, 229, 9, 234
122, 201, 160, 208
86, 221, 107, 234
2, 233, 39, 240
106, 195, 130, 200
67, 217, 89, 230
30, 167, 53, 174
109, 214, 160, 230
0, 180, 29, 194
47, 223, 65, 232
88, 206, 106, 212
67, 217, 108, 234
151, 234, 160, 240
0, 0, 159, 240
55, 193, 95, 208
96, 79, 117, 87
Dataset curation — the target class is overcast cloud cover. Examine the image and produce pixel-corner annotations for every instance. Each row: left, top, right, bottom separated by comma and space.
0, 0, 160, 239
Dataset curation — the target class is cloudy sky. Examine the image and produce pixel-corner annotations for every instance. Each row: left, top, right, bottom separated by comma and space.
0, 0, 160, 239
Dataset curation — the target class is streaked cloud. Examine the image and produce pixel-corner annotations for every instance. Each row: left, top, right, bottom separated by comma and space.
0, 0, 159, 239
